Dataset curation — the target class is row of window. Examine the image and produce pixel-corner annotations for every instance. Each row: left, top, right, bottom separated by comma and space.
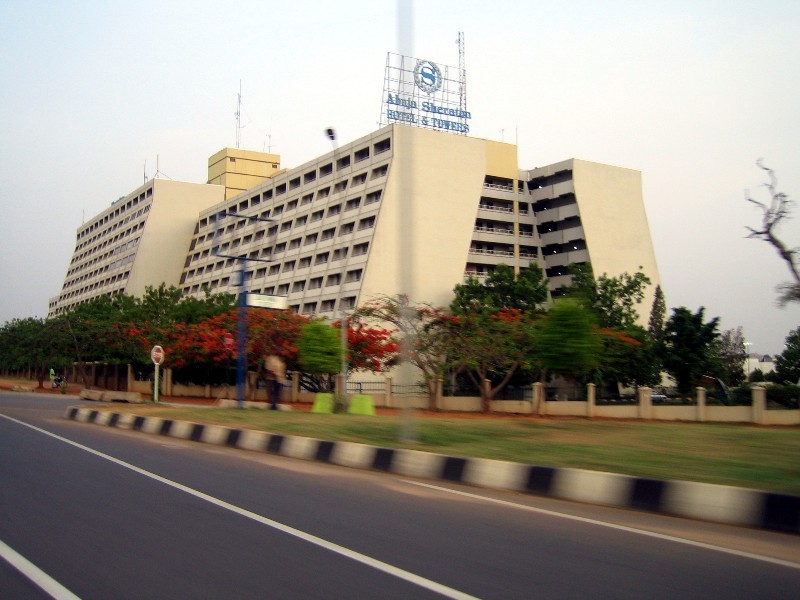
66, 237, 141, 280
76, 198, 151, 248
72, 209, 149, 262
198, 174, 385, 233
183, 242, 370, 284
58, 270, 130, 304
62, 253, 137, 291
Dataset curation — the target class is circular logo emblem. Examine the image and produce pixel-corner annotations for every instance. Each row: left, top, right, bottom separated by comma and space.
414, 60, 443, 94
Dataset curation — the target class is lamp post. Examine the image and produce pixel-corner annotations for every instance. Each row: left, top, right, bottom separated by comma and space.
216, 211, 273, 408
324, 127, 349, 407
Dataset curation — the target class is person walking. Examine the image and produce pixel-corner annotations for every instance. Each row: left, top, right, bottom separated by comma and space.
265, 355, 286, 410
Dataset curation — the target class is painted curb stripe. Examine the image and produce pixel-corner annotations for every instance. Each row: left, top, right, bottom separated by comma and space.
372, 447, 395, 471
64, 408, 800, 534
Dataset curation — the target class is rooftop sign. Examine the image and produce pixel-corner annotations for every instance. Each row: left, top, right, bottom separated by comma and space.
380, 53, 470, 135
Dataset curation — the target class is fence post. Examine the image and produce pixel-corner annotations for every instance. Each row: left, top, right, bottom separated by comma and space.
385, 376, 392, 408
752, 385, 766, 424
696, 387, 706, 422
638, 387, 652, 420
587, 383, 596, 418
534, 382, 545, 416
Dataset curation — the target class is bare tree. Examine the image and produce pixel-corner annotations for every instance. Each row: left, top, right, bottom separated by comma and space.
745, 160, 800, 304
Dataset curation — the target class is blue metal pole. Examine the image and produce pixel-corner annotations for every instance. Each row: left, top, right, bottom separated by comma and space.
236, 261, 247, 408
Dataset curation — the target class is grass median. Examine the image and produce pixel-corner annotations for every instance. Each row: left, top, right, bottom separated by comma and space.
96, 403, 800, 495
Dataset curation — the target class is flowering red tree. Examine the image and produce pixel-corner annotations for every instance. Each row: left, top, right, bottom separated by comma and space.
333, 318, 400, 373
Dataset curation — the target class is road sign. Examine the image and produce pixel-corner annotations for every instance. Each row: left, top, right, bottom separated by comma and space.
223, 333, 234, 350
151, 345, 165, 365
246, 294, 288, 310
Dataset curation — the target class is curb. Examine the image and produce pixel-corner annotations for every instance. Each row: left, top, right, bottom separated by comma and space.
64, 406, 800, 535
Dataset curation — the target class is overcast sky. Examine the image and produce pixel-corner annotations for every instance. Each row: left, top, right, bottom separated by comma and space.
1, 0, 798, 355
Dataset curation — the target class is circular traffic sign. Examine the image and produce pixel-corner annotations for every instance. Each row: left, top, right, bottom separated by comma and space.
151, 345, 165, 365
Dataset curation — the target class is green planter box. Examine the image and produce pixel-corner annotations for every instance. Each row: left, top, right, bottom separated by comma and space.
347, 394, 376, 416
311, 393, 334, 413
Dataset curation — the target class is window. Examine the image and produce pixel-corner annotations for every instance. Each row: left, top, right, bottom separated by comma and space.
289, 237, 301, 250
339, 222, 355, 235
365, 190, 382, 205
272, 205, 284, 216
302, 302, 317, 315
327, 204, 341, 218
274, 242, 286, 253
354, 147, 370, 162
299, 257, 311, 269
283, 260, 295, 272
311, 210, 324, 222
276, 183, 287, 196
345, 269, 362, 283
269, 265, 280, 276
371, 165, 388, 179
281, 222, 292, 232
320, 163, 333, 177
304, 233, 318, 245
340, 296, 356, 310
289, 177, 301, 190
325, 273, 341, 286
308, 277, 323, 289
277, 283, 289, 295
333, 247, 349, 260
320, 299, 335, 312
294, 215, 307, 227
358, 216, 375, 230
287, 199, 298, 211
337, 155, 351, 170
334, 180, 348, 193
315, 252, 329, 265
321, 227, 335, 241
301, 193, 313, 206
345, 198, 361, 211
292, 281, 305, 293
351, 173, 367, 186
374, 138, 391, 154
304, 170, 317, 184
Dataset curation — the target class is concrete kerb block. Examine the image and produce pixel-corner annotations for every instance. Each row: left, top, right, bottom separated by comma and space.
553, 468, 631, 506
330, 441, 375, 469
391, 449, 442, 479
139, 417, 165, 435
168, 421, 196, 440
463, 458, 529, 491
114, 413, 138, 430
79, 390, 104, 402
280, 435, 320, 460
662, 480, 762, 527
238, 430, 271, 452
201, 425, 231, 446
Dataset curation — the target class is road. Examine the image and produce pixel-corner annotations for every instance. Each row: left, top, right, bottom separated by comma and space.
1, 392, 798, 599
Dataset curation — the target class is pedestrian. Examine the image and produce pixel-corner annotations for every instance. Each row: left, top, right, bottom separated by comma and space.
49, 368, 56, 388
265, 355, 286, 410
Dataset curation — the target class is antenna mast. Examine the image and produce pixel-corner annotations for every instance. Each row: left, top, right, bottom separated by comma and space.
457, 32, 467, 114
235, 80, 242, 148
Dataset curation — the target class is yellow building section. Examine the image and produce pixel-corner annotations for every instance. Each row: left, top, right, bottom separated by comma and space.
207, 147, 281, 200
484, 139, 518, 179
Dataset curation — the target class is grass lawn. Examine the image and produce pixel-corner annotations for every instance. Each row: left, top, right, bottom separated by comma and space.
96, 404, 800, 495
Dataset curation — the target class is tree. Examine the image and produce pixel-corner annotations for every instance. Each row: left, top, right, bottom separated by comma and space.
335, 319, 399, 375
565, 264, 651, 330
297, 320, 342, 393
450, 263, 549, 315
648, 284, 667, 343
773, 326, 800, 384
354, 295, 450, 409
717, 327, 747, 386
745, 160, 800, 304
662, 307, 721, 394
441, 308, 538, 410
534, 298, 602, 382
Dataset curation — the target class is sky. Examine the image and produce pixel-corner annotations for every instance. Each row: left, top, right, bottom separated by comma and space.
1, 0, 799, 355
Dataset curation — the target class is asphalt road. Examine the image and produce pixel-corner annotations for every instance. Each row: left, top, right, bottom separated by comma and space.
1, 392, 799, 599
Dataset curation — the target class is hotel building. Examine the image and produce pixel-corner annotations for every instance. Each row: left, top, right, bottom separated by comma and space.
50, 124, 661, 325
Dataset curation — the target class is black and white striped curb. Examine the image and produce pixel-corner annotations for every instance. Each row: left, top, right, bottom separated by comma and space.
65, 406, 800, 535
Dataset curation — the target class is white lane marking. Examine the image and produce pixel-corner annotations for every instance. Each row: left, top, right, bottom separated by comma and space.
0, 414, 477, 600
402, 480, 800, 571
0, 538, 81, 600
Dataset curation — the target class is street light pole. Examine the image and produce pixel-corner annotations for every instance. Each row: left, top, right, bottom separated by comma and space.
216, 211, 273, 408
325, 127, 349, 408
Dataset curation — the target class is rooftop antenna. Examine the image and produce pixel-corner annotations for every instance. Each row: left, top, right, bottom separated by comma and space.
143, 159, 147, 184
235, 80, 242, 149
457, 31, 467, 114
